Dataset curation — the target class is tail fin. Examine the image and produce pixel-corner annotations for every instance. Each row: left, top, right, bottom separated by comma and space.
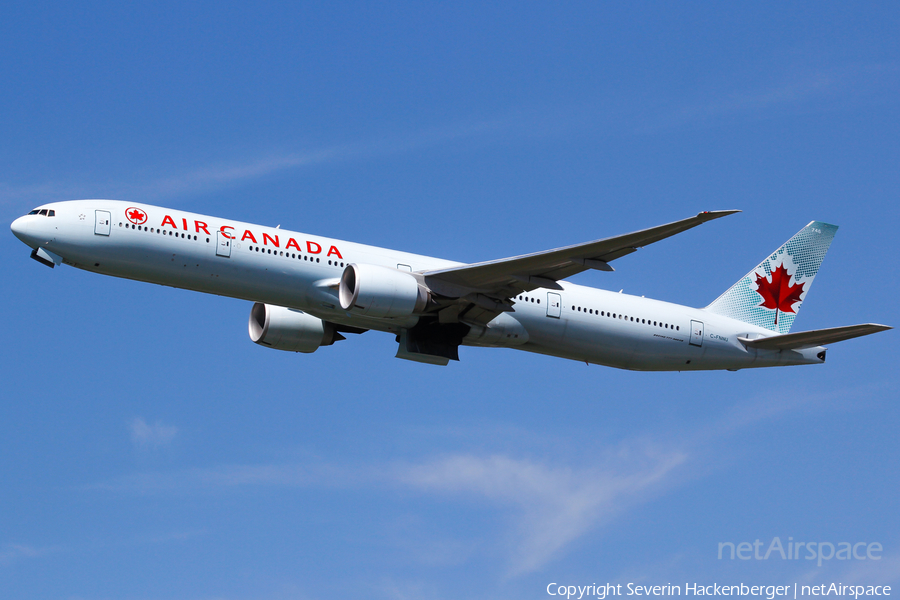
705, 221, 838, 333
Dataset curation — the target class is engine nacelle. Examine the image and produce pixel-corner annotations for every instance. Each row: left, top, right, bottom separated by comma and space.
339, 263, 429, 318
248, 303, 340, 353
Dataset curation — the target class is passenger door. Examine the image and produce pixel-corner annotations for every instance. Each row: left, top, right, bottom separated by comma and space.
690, 320, 704, 347
546, 292, 562, 318
94, 210, 111, 236
216, 230, 232, 257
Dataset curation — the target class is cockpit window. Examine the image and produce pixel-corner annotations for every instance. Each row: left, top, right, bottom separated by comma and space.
26, 208, 55, 216
28, 209, 40, 215
48, 210, 55, 216
39, 209, 48, 215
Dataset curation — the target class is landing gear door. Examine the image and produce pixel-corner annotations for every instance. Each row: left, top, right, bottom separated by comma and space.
216, 230, 232, 258
94, 210, 111, 236
546, 292, 561, 318
690, 320, 704, 347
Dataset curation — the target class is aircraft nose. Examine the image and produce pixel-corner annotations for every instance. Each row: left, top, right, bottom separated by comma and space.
10, 216, 31, 244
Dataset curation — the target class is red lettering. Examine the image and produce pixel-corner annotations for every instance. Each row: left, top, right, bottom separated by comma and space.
219, 225, 234, 239
195, 221, 210, 235
286, 238, 301, 251
182, 218, 188, 231
241, 230, 258, 243
161, 215, 177, 229
263, 233, 280, 247
307, 241, 322, 254
327, 245, 343, 259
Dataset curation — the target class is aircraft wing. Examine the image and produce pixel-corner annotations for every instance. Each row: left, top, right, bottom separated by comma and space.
424, 210, 739, 299
738, 324, 892, 350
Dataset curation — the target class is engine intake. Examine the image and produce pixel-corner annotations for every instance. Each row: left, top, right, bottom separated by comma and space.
248, 303, 341, 353
339, 263, 429, 318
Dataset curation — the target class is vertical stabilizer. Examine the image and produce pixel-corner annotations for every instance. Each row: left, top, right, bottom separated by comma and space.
705, 221, 838, 333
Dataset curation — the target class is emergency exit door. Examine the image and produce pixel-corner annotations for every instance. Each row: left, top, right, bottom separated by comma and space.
690, 320, 704, 347
216, 230, 232, 257
94, 210, 111, 236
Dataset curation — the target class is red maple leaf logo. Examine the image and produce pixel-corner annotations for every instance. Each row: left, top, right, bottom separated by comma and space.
126, 208, 147, 224
754, 263, 805, 325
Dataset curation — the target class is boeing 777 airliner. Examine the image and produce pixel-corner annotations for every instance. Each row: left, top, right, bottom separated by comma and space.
10, 200, 890, 369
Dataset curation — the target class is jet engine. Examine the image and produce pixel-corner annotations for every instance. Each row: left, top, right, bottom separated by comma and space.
339, 263, 430, 318
248, 303, 343, 353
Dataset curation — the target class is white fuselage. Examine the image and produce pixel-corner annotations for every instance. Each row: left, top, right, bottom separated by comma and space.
11, 200, 825, 371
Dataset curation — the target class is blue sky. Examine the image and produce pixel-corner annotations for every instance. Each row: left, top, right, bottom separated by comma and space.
1, 2, 898, 598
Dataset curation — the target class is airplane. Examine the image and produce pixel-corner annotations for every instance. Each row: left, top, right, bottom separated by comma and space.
10, 200, 890, 370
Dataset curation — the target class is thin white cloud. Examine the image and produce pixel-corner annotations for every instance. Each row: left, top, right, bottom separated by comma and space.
689, 71, 837, 118
84, 444, 687, 575
0, 113, 521, 207
143, 529, 208, 545
2, 61, 895, 209
838, 551, 900, 584
375, 577, 444, 600
396, 448, 687, 576
84, 460, 356, 494
794, 547, 900, 586
638, 61, 898, 134
130, 417, 178, 449
133, 114, 517, 199
0, 543, 57, 564
86, 381, 884, 577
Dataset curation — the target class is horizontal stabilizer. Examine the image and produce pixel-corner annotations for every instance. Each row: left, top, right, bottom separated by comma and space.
738, 324, 891, 350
